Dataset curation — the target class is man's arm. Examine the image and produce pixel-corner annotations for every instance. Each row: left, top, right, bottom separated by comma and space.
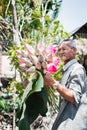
44, 74, 75, 103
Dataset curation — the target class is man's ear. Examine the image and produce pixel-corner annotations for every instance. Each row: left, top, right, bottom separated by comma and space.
72, 47, 77, 55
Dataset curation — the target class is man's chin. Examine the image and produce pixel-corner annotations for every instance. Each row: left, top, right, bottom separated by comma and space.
61, 58, 66, 62
61, 58, 68, 64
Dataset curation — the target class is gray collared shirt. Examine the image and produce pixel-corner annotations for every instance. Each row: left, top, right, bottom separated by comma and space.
52, 59, 87, 130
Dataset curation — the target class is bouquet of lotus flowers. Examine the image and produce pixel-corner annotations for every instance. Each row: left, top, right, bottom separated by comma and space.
16, 42, 61, 130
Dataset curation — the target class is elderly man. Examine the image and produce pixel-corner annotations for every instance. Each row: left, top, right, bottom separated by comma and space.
44, 39, 87, 130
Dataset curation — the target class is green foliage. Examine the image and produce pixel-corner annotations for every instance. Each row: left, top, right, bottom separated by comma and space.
0, 100, 6, 110
18, 88, 48, 130
54, 62, 63, 81
0, 0, 11, 17
0, 0, 69, 50
17, 71, 48, 130
7, 46, 19, 68
0, 89, 20, 114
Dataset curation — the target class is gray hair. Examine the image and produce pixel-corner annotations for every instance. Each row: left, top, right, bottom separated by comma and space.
59, 38, 76, 48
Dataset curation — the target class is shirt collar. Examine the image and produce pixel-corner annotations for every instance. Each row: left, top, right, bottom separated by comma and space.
63, 59, 77, 72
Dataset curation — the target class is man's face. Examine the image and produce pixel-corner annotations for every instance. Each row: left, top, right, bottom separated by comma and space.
58, 42, 76, 64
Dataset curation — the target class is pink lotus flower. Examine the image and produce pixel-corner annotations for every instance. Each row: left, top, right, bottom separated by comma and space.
53, 57, 60, 66
17, 43, 61, 75
46, 45, 57, 55
46, 63, 58, 74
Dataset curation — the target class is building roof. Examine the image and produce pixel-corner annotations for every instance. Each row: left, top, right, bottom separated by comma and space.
70, 22, 87, 36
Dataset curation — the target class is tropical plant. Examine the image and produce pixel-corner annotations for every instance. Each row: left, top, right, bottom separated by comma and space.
0, 0, 69, 49
9, 41, 62, 130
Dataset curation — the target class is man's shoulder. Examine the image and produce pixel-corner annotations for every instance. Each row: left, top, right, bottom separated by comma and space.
71, 62, 87, 78
70, 61, 86, 76
72, 61, 84, 70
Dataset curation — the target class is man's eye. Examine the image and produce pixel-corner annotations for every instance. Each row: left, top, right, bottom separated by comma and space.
58, 49, 60, 52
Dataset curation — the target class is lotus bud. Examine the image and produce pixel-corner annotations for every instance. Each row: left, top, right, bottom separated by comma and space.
17, 55, 22, 60
46, 54, 53, 62
42, 61, 47, 69
17, 50, 28, 59
35, 45, 40, 56
18, 59, 25, 66
36, 62, 41, 70
24, 43, 35, 56
26, 66, 36, 74
19, 62, 26, 66
42, 48, 47, 57
16, 50, 24, 56
38, 54, 44, 62
22, 50, 28, 57
36, 42, 45, 54
22, 58, 33, 66
29, 55, 38, 65
19, 63, 27, 71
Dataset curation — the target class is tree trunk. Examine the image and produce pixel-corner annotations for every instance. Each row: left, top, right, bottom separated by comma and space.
11, 0, 20, 47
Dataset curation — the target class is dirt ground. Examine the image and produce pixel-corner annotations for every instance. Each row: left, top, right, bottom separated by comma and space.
0, 112, 57, 130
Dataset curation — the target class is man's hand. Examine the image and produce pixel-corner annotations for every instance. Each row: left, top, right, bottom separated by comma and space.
44, 74, 55, 86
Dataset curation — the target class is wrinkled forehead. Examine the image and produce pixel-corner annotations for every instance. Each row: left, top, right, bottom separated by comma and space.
59, 41, 76, 48
58, 41, 71, 48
